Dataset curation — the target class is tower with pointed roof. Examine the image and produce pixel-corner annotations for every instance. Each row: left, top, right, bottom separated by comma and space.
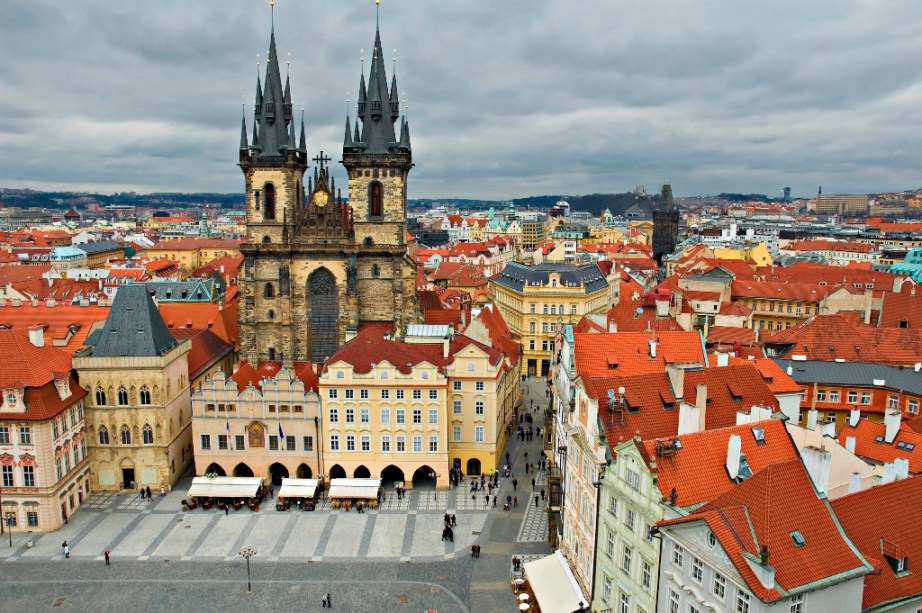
652, 181, 680, 266
237, 4, 417, 366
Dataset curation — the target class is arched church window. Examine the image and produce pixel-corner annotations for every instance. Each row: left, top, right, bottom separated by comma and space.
267, 309, 275, 320
264, 183, 276, 220
98, 426, 109, 445
120, 425, 131, 445
95, 387, 106, 406
264, 283, 274, 298
143, 424, 154, 445
364, 237, 374, 247
262, 236, 271, 244
369, 182, 383, 217
117, 386, 129, 406
139, 386, 151, 405
268, 347, 276, 361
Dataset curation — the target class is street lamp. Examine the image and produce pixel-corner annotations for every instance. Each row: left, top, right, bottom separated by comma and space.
429, 471, 440, 499
5, 511, 14, 548
238, 546, 257, 594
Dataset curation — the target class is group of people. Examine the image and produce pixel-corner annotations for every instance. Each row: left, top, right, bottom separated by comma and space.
441, 511, 457, 542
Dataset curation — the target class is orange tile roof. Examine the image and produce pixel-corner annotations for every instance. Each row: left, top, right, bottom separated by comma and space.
731, 279, 831, 302
0, 302, 109, 353
150, 238, 242, 251
831, 476, 922, 611
754, 261, 896, 289
574, 331, 706, 378
879, 285, 922, 329
750, 358, 803, 394
0, 264, 51, 285
788, 240, 873, 254
230, 360, 320, 393
158, 302, 239, 350
169, 328, 233, 380
660, 460, 870, 602
0, 330, 73, 388
838, 418, 922, 474
641, 419, 799, 508
706, 325, 755, 346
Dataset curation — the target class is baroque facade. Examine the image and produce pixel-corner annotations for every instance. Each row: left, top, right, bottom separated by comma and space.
237, 15, 417, 366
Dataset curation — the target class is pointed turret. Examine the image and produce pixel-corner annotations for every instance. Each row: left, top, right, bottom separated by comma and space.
254, 74, 263, 115
357, 73, 367, 116
299, 116, 306, 152
287, 115, 297, 151
283, 74, 293, 120
389, 73, 400, 120
250, 27, 290, 157
399, 116, 411, 150
240, 116, 249, 152
349, 21, 402, 154
344, 115, 353, 147
660, 182, 676, 211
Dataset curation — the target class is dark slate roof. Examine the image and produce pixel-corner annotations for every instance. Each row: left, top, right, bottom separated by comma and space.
75, 240, 123, 255
91, 284, 177, 357
493, 262, 609, 294
775, 359, 922, 396
145, 279, 216, 302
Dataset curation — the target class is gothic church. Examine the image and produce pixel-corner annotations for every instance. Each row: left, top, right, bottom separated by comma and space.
238, 9, 417, 365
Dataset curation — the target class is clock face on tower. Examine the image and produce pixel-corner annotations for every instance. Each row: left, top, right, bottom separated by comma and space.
311, 190, 329, 208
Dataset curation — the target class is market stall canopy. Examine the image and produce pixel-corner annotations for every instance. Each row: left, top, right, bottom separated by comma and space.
187, 476, 262, 499
327, 478, 382, 499
278, 478, 319, 499
523, 550, 587, 613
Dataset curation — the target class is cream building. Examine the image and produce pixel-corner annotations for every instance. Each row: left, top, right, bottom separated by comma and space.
75, 285, 193, 492
0, 329, 90, 532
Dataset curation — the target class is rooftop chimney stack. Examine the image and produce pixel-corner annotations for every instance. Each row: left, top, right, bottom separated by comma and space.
849, 408, 861, 428
845, 436, 856, 454
848, 472, 862, 494
806, 409, 819, 431
726, 434, 742, 480
801, 445, 832, 495
648, 339, 657, 359
894, 457, 910, 481
28, 324, 45, 348
884, 409, 901, 444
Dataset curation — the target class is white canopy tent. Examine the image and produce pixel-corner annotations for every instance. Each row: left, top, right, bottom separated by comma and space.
187, 476, 263, 499
523, 550, 588, 613
278, 478, 319, 499
327, 478, 381, 500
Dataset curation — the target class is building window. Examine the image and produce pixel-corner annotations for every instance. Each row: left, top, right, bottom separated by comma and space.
789, 594, 804, 613
396, 436, 405, 452
412, 409, 422, 424
474, 381, 485, 392
329, 408, 339, 423
396, 409, 405, 424
641, 560, 652, 589
453, 381, 462, 391
625, 509, 636, 531
713, 573, 726, 599
18, 426, 31, 445
453, 426, 461, 442
268, 436, 278, 451
381, 389, 390, 399
621, 545, 632, 574
829, 390, 840, 402
429, 435, 438, 452
606, 531, 615, 557
396, 389, 405, 400
381, 409, 390, 425
346, 435, 355, 451
285, 435, 295, 451
120, 425, 131, 445
329, 434, 339, 451
361, 408, 370, 424
143, 424, 154, 444
669, 590, 680, 613
475, 426, 484, 443
608, 495, 617, 516
736, 592, 750, 613
302, 436, 314, 451
625, 467, 641, 490
22, 465, 35, 487
118, 386, 129, 405
345, 408, 355, 424
344, 389, 354, 400
428, 390, 438, 400
692, 556, 703, 582
861, 392, 872, 404
816, 390, 827, 402
673, 543, 685, 567
368, 181, 383, 217
429, 409, 439, 425
453, 400, 462, 414
475, 401, 485, 415
217, 434, 228, 450
2, 466, 13, 487
619, 593, 629, 613
95, 387, 106, 405
530, 303, 536, 314
99, 426, 109, 445
235, 435, 245, 450
888, 395, 899, 410
360, 389, 369, 400
381, 435, 390, 452
412, 389, 422, 400
27, 511, 38, 527
412, 435, 422, 452
328, 389, 338, 399
909, 399, 919, 414
847, 391, 858, 403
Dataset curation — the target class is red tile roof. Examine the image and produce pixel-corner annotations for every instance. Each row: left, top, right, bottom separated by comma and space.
879, 284, 922, 329
574, 331, 706, 378
230, 360, 320, 393
731, 279, 832, 302
788, 240, 874, 254
158, 302, 239, 350
0, 330, 73, 388
706, 325, 755, 346
660, 459, 870, 602
838, 418, 922, 474
170, 328, 233, 380
641, 419, 799, 508
0, 302, 109, 353
831, 476, 922, 611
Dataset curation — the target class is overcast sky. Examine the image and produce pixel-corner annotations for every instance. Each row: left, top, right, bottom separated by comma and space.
2, 1, 921, 200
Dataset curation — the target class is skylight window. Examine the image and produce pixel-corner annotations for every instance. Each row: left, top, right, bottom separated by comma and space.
790, 531, 806, 547
875, 436, 885, 443
752, 427, 765, 445
906, 444, 916, 451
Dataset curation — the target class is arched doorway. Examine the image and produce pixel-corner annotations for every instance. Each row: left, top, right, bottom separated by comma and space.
269, 462, 289, 486
204, 462, 226, 477
466, 458, 482, 477
381, 465, 405, 488
412, 465, 437, 490
233, 462, 254, 478
354, 465, 371, 479
120, 458, 136, 489
329, 464, 346, 480
308, 268, 338, 362
296, 463, 312, 479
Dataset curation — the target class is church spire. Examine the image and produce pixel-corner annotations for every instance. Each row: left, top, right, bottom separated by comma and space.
249, 3, 292, 159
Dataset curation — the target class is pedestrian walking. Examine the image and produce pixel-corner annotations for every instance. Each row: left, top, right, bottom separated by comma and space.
64, 545, 70, 558
540, 489, 545, 500
513, 495, 518, 508
485, 494, 489, 507
104, 550, 110, 565
524, 452, 528, 463
505, 452, 510, 464
532, 478, 536, 489
160, 486, 166, 497
224, 504, 229, 516
512, 478, 518, 491
451, 514, 456, 527
534, 495, 539, 507
492, 494, 497, 507
321, 592, 332, 608
146, 486, 152, 499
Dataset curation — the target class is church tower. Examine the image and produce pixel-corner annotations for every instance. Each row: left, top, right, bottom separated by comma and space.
238, 4, 417, 367
652, 181, 680, 266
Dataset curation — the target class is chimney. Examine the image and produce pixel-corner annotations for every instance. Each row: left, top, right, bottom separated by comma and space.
848, 472, 862, 494
894, 457, 910, 481
696, 383, 707, 414
801, 445, 832, 495
715, 352, 729, 367
648, 339, 657, 359
28, 324, 45, 348
726, 434, 742, 480
666, 364, 685, 401
845, 436, 856, 454
806, 409, 818, 431
609, 322, 617, 333
863, 288, 873, 325
678, 401, 702, 435
884, 409, 901, 444
443, 336, 450, 359
848, 408, 860, 428
882, 462, 896, 484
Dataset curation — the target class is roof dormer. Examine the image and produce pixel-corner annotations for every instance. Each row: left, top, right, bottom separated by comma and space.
52, 372, 72, 400
3, 385, 26, 414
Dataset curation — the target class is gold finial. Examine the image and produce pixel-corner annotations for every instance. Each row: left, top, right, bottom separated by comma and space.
376, 0, 380, 5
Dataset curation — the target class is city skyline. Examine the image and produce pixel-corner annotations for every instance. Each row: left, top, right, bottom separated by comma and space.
2, 0, 921, 200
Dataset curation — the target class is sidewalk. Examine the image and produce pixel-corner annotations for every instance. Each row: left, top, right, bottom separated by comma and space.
469, 378, 552, 612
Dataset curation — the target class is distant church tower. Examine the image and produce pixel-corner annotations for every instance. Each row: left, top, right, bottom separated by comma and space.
652, 182, 680, 266
238, 5, 416, 366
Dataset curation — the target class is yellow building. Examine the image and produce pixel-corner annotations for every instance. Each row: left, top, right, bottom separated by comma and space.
491, 262, 611, 377
74, 285, 194, 492
143, 238, 242, 274
712, 242, 773, 267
